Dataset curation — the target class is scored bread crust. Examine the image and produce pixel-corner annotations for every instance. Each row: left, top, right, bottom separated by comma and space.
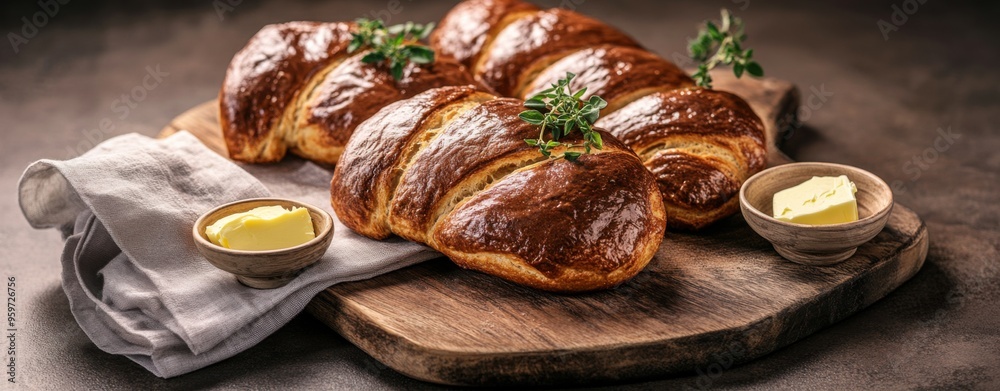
330, 86, 492, 239
429, 0, 541, 69
522, 45, 695, 114
220, 22, 482, 165
434, 151, 665, 292
331, 86, 666, 292
432, 0, 769, 230
219, 22, 353, 163
598, 88, 767, 229
388, 97, 543, 244
470, 8, 642, 97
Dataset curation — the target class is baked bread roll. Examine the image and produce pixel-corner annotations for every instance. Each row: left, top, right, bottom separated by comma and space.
432, 0, 768, 230
220, 21, 481, 165
331, 86, 666, 292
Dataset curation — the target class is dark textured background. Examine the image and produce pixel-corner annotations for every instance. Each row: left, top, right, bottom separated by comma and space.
1, 0, 998, 389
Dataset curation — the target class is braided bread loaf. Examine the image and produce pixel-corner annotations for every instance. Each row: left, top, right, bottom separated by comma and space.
331, 86, 666, 292
432, 0, 768, 230
220, 21, 481, 165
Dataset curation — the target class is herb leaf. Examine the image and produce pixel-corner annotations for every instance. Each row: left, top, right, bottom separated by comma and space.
520, 72, 607, 162
687, 9, 763, 89
518, 110, 545, 125
350, 18, 436, 80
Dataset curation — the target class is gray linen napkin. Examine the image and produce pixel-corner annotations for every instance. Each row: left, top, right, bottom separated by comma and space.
17, 131, 439, 378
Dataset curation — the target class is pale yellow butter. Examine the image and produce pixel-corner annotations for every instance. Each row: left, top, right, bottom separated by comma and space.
205, 205, 315, 251
772, 175, 859, 225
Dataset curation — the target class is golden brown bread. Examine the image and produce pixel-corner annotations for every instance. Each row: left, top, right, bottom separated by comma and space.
432, 0, 768, 230
429, 0, 541, 69
523, 45, 695, 114
470, 8, 642, 97
331, 86, 666, 292
598, 88, 767, 229
220, 21, 482, 165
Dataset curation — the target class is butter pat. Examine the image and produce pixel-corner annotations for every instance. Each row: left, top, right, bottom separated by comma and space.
205, 205, 315, 251
773, 175, 859, 225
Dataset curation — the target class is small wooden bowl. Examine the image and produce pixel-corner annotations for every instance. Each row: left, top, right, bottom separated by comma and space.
192, 198, 333, 289
739, 162, 893, 266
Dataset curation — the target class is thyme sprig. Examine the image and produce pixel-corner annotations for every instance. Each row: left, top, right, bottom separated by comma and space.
688, 9, 763, 88
519, 73, 607, 162
348, 18, 435, 80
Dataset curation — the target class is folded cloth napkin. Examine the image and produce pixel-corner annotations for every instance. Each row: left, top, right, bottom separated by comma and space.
17, 131, 440, 378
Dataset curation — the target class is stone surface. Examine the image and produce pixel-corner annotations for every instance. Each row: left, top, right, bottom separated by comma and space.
0, 0, 997, 389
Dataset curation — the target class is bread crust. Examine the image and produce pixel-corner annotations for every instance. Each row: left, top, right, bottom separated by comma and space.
331, 87, 666, 292
597, 88, 766, 229
520, 45, 695, 112
432, 2, 769, 230
294, 54, 480, 164
430, 0, 541, 69
389, 97, 539, 243
220, 22, 354, 163
434, 150, 666, 292
331, 86, 491, 238
220, 22, 482, 165
473, 8, 641, 96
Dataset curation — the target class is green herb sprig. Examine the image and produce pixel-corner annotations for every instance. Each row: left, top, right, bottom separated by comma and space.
688, 9, 763, 89
348, 18, 435, 80
519, 73, 607, 161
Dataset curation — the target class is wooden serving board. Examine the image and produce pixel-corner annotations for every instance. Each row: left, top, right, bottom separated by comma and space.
160, 75, 927, 386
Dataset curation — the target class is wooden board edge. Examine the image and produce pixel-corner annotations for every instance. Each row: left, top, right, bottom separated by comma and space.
307, 207, 928, 386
